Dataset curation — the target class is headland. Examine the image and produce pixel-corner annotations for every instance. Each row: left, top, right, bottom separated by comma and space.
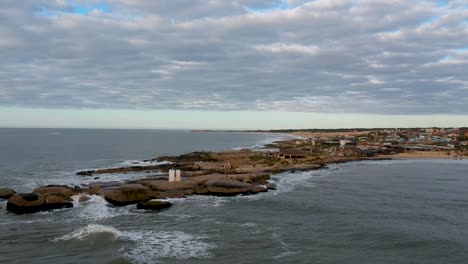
1, 127, 467, 215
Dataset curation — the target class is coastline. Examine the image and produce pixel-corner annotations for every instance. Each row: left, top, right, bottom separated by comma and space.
391, 151, 463, 160
1, 134, 464, 215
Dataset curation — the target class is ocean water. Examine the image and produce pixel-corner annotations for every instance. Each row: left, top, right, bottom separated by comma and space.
1, 129, 468, 264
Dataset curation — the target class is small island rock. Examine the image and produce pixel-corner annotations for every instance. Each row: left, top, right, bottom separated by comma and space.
251, 185, 268, 194
7, 193, 45, 214
157, 190, 186, 199
33, 185, 73, 197
140, 180, 196, 195
43, 193, 74, 210
0, 188, 16, 199
136, 200, 172, 210
205, 179, 252, 196
97, 184, 153, 206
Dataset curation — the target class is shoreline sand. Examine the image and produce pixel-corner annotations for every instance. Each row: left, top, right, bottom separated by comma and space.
391, 151, 463, 160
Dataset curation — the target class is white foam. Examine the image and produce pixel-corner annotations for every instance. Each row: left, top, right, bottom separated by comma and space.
268, 165, 341, 194
119, 160, 172, 167
19, 171, 84, 192
272, 171, 318, 194
184, 195, 229, 208
76, 195, 133, 221
122, 230, 216, 263
52, 224, 122, 242
71, 193, 91, 208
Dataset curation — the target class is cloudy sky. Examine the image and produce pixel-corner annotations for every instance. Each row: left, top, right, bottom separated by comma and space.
1, 0, 468, 129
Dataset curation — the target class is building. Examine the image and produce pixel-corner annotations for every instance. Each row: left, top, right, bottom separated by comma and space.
354, 149, 376, 157
275, 149, 309, 159
395, 144, 454, 152
460, 128, 468, 140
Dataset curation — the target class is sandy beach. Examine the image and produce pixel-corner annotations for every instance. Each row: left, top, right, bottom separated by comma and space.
392, 151, 462, 159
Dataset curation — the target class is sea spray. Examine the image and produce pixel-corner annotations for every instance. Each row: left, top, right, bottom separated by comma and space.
53, 224, 217, 263
52, 224, 123, 242
75, 195, 134, 221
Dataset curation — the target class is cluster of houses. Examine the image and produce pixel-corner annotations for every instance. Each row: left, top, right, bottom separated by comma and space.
269, 128, 468, 159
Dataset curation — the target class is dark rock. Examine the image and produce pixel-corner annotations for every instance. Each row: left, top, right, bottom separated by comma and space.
77, 170, 93, 176
156, 151, 218, 163
140, 180, 196, 195
0, 188, 16, 199
71, 187, 96, 195
195, 186, 209, 195
33, 185, 73, 197
76, 163, 173, 176
43, 193, 73, 210
78, 195, 92, 203
7, 193, 45, 214
251, 185, 268, 194
205, 179, 252, 196
88, 182, 122, 193
265, 183, 277, 190
97, 184, 153, 206
157, 190, 186, 199
136, 200, 172, 210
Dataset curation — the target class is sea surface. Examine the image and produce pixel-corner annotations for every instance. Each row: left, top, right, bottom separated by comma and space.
1, 128, 468, 264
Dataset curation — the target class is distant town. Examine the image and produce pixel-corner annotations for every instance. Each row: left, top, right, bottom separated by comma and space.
261, 127, 468, 159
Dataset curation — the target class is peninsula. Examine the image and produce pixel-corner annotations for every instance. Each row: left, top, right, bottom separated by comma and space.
1, 127, 467, 215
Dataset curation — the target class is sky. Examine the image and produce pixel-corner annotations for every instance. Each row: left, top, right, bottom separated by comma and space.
1, 0, 468, 129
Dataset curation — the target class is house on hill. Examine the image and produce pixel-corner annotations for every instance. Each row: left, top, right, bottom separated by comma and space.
460, 128, 468, 139
275, 149, 310, 159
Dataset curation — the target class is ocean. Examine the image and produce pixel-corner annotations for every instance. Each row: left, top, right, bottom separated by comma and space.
1, 128, 468, 264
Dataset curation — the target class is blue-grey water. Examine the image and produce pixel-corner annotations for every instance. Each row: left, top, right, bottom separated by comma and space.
1, 128, 468, 264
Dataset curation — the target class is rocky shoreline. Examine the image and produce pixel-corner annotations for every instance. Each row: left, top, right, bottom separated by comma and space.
1, 139, 391, 214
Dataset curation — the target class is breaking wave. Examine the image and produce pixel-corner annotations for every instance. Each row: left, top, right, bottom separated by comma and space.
74, 195, 134, 221
271, 165, 340, 194
52, 224, 216, 263
52, 224, 122, 242
118, 159, 172, 167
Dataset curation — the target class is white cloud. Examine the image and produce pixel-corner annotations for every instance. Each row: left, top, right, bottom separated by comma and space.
255, 43, 320, 55
0, 0, 467, 115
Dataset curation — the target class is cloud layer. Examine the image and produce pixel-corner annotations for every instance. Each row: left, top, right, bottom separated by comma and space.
1, 0, 467, 114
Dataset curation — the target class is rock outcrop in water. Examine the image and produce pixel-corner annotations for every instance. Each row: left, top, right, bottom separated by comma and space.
139, 180, 197, 195
0, 188, 16, 199
96, 184, 154, 206
137, 200, 172, 210
43, 193, 74, 210
205, 179, 253, 196
7, 193, 46, 214
33, 185, 74, 197
3, 138, 388, 214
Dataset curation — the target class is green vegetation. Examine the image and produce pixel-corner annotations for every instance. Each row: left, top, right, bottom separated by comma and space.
249, 156, 266, 161
249, 156, 280, 166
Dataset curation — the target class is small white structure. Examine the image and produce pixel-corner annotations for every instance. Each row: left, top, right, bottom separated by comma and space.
168, 169, 176, 182
175, 170, 181, 182
168, 169, 182, 182
339, 140, 350, 149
